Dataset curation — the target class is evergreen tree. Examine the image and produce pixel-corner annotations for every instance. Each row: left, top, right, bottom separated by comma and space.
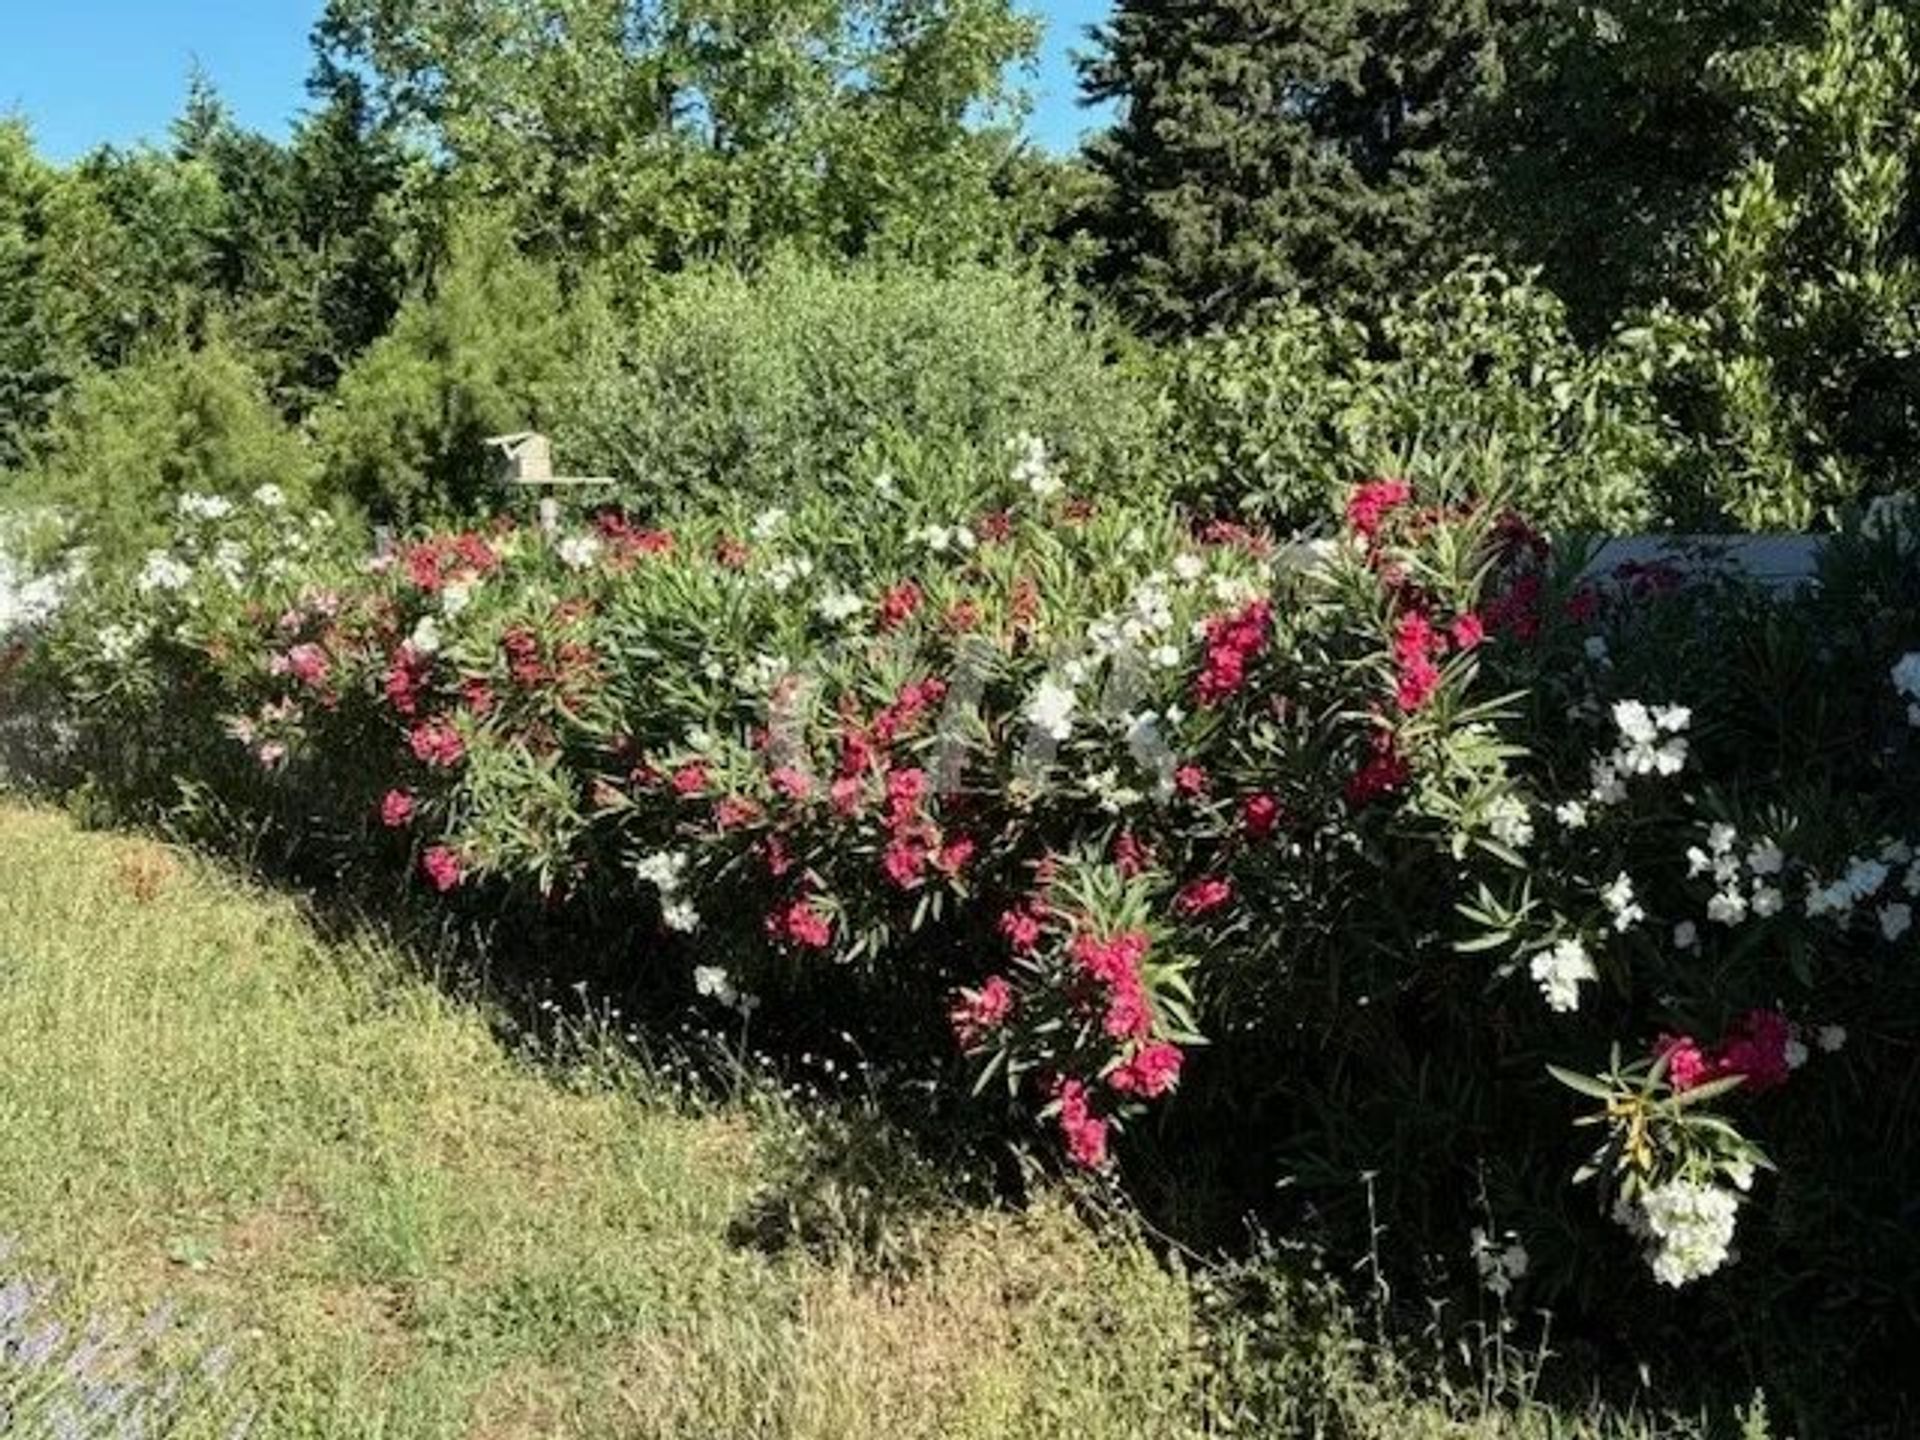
1078, 0, 1526, 334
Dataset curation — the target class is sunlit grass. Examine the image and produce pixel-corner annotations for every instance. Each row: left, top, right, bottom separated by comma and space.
0, 805, 1738, 1438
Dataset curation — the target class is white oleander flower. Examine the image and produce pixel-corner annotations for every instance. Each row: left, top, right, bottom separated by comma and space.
1530, 938, 1597, 1013
636, 850, 690, 892
409, 616, 443, 655
1600, 871, 1644, 931
1173, 553, 1206, 582
764, 555, 814, 594
177, 492, 233, 522
1746, 839, 1784, 876
662, 899, 701, 933
1816, 1024, 1847, 1053
815, 590, 865, 623
97, 623, 141, 663
1707, 822, 1738, 855
1026, 678, 1078, 742
1707, 889, 1748, 926
136, 551, 193, 595
1010, 432, 1062, 498
752, 507, 789, 539
1750, 884, 1783, 918
440, 580, 473, 617
1673, 920, 1699, 950
1632, 1179, 1740, 1288
693, 965, 736, 1004
557, 533, 603, 570
1554, 799, 1590, 830
1487, 794, 1535, 849
252, 484, 286, 509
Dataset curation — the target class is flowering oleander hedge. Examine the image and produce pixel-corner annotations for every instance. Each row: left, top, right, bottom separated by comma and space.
7, 454, 1920, 1413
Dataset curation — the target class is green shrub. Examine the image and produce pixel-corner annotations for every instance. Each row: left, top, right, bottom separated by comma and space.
7, 332, 316, 565
12, 462, 1920, 1432
314, 218, 590, 525
1156, 262, 1675, 532
552, 257, 1155, 515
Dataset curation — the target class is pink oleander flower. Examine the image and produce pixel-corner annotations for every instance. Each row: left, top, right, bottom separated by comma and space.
421, 845, 463, 892
949, 975, 1015, 1049
379, 789, 415, 828
1108, 1041, 1184, 1098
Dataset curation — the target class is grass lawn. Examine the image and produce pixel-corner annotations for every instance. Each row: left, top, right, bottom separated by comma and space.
0, 805, 1724, 1438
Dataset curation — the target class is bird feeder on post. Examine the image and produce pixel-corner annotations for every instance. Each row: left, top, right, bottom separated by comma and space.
483, 432, 614, 533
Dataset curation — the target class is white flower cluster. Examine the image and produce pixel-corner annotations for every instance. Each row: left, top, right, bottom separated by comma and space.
910, 523, 977, 554
693, 964, 758, 1015
1589, 701, 1690, 802
1087, 572, 1185, 671
556, 533, 603, 571
814, 590, 865, 624
0, 549, 77, 636
97, 622, 147, 663
136, 550, 194, 596
1803, 837, 1920, 938
1469, 1227, 1530, 1299
763, 554, 814, 594
1530, 936, 1597, 1013
1010, 432, 1062, 499
1487, 793, 1535, 849
1026, 677, 1079, 742
1612, 1179, 1740, 1288
636, 850, 700, 933
176, 492, 234, 523
1600, 870, 1644, 931
1686, 824, 1785, 926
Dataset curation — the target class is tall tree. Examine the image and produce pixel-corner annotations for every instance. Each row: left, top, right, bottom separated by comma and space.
1077, 0, 1526, 334
312, 0, 1039, 276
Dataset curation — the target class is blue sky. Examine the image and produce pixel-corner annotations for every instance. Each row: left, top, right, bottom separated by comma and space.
1, 0, 1113, 162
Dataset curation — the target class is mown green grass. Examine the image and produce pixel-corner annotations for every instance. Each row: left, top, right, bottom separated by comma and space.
0, 805, 1740, 1438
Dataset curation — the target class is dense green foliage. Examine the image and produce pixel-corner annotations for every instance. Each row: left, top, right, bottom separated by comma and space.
1152, 263, 1675, 530
17, 334, 319, 562
4, 2, 1920, 1431
555, 256, 1153, 512
1078, 0, 1513, 333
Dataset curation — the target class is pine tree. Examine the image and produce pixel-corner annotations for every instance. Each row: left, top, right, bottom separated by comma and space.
1078, 0, 1526, 334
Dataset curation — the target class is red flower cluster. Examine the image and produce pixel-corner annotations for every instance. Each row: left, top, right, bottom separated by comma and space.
1053, 1077, 1109, 1169
420, 845, 463, 892
1345, 725, 1410, 808
379, 789, 415, 828
766, 895, 834, 950
949, 975, 1015, 1050
1070, 929, 1154, 1040
1346, 478, 1413, 545
1657, 1009, 1796, 1095
409, 719, 465, 768
1194, 599, 1272, 707
998, 904, 1045, 953
384, 644, 432, 716
1241, 792, 1282, 840
1108, 1040, 1184, 1099
593, 512, 674, 565
1174, 875, 1233, 918
285, 642, 331, 689
1393, 610, 1446, 712
402, 533, 499, 593
877, 582, 922, 633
